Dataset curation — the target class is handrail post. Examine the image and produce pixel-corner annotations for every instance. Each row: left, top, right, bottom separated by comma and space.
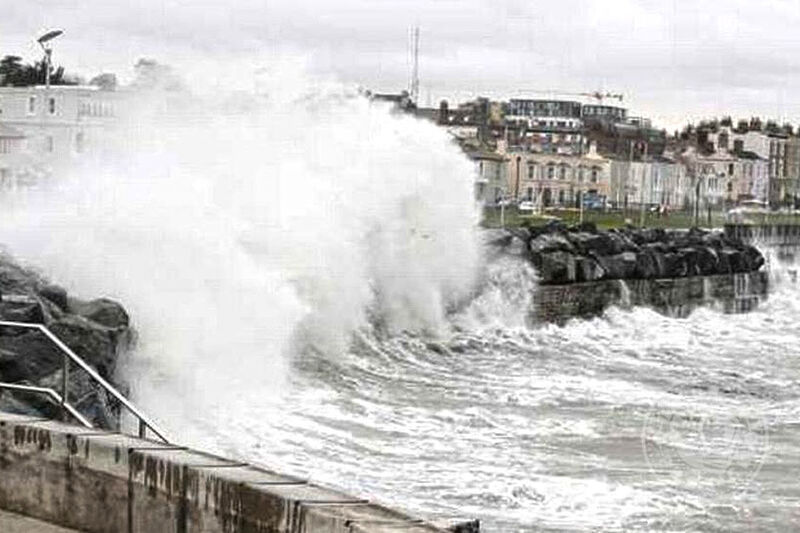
61, 352, 69, 422
0, 320, 170, 443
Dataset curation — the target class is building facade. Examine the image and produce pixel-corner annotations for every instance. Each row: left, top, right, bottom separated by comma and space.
581, 104, 627, 123
504, 99, 586, 155
469, 151, 508, 205
0, 85, 121, 186
0, 124, 28, 190
609, 158, 688, 210
503, 143, 611, 208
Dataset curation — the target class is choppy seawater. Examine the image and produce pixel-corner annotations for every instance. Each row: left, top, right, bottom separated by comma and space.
136, 252, 800, 533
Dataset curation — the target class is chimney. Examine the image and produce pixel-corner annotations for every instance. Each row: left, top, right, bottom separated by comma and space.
439, 100, 449, 125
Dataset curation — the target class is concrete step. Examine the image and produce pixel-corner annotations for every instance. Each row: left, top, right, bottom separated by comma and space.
0, 509, 83, 532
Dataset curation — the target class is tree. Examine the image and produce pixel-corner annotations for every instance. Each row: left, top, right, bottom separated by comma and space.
89, 73, 117, 91
130, 58, 184, 91
0, 55, 29, 86
765, 120, 779, 134
0, 54, 78, 86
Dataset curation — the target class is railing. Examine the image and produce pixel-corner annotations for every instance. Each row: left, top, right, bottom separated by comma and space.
0, 320, 169, 443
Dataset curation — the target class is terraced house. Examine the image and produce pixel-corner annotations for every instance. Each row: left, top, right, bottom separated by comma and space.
501, 140, 610, 208
0, 84, 120, 188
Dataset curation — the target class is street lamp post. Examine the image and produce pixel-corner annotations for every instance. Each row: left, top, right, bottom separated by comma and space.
37, 30, 63, 89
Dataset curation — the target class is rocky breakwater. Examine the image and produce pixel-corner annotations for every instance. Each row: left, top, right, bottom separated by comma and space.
495, 222, 768, 321
520, 222, 765, 284
0, 252, 131, 428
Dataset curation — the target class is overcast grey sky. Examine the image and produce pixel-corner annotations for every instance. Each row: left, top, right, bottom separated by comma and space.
4, 0, 800, 130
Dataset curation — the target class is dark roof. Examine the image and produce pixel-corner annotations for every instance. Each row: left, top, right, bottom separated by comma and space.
467, 151, 506, 162
736, 150, 763, 160
413, 108, 438, 121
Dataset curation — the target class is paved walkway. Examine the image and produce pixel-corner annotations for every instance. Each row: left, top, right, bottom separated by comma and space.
0, 509, 81, 532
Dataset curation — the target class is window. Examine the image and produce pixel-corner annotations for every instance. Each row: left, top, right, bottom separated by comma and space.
46, 136, 54, 153
28, 96, 36, 114
559, 165, 566, 180
528, 165, 535, 180
0, 139, 9, 154
558, 190, 565, 204
728, 163, 734, 176
578, 167, 585, 182
526, 187, 533, 200
547, 165, 555, 179
48, 97, 56, 115
591, 168, 599, 183
75, 132, 85, 154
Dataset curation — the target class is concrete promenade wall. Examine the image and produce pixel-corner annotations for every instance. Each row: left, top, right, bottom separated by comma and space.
0, 412, 445, 533
724, 223, 800, 246
533, 271, 769, 322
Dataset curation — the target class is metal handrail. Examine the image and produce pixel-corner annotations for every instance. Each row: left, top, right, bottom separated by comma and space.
0, 382, 92, 428
0, 320, 169, 443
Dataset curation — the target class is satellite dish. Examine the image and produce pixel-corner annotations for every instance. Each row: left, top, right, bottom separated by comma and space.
37, 30, 63, 44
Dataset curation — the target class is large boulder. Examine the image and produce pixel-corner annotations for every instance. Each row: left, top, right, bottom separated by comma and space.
720, 249, 747, 273
529, 233, 576, 255
69, 298, 130, 330
743, 245, 765, 271
567, 232, 609, 255
634, 251, 660, 279
597, 252, 638, 279
662, 252, 688, 277
678, 248, 702, 276
538, 251, 577, 284
696, 246, 720, 275
38, 284, 69, 311
0, 254, 133, 429
0, 294, 46, 324
48, 315, 124, 380
575, 255, 606, 282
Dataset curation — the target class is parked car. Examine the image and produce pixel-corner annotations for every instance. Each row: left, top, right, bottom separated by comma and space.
518, 201, 535, 212
582, 197, 605, 210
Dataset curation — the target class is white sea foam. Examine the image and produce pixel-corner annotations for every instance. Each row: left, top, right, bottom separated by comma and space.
0, 67, 481, 442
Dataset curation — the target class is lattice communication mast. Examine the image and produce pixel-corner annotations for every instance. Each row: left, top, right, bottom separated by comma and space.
409, 26, 420, 105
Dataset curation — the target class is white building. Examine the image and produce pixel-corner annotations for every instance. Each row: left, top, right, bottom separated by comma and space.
503, 142, 611, 208
469, 151, 508, 205
609, 158, 688, 209
737, 154, 769, 203
0, 123, 28, 190
0, 85, 121, 186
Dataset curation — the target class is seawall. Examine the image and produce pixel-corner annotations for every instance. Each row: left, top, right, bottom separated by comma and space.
725, 223, 800, 261
533, 271, 769, 323
0, 411, 448, 533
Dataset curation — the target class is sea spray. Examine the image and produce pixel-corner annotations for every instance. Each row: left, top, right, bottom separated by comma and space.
0, 73, 481, 443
